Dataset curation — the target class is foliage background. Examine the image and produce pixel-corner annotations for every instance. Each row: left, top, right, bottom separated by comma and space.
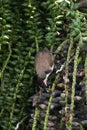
0, 0, 87, 130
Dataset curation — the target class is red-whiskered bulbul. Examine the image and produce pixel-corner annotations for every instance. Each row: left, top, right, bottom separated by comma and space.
77, 0, 87, 8
35, 47, 54, 86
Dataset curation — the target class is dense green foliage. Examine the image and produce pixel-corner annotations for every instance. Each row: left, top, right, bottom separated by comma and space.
0, 0, 87, 130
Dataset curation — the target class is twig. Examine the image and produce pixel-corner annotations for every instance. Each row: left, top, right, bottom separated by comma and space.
15, 115, 29, 130
56, 64, 65, 73
56, 57, 74, 74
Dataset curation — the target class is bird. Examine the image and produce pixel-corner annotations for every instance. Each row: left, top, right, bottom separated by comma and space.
77, 0, 87, 8
35, 47, 54, 86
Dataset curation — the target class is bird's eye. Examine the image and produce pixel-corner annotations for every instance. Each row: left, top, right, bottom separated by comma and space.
45, 70, 51, 74
41, 81, 45, 86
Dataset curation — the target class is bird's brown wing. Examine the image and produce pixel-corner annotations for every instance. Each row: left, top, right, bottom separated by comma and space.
35, 49, 54, 75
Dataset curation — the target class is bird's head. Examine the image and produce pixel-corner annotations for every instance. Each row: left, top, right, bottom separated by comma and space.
37, 72, 47, 86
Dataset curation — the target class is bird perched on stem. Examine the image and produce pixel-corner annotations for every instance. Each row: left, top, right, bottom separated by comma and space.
77, 0, 87, 8
35, 47, 54, 86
